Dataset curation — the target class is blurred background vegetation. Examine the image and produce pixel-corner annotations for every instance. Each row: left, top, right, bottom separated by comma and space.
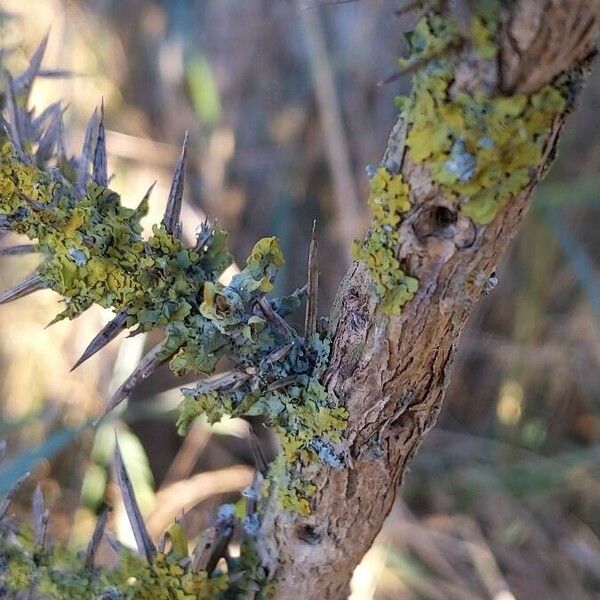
0, 1, 599, 598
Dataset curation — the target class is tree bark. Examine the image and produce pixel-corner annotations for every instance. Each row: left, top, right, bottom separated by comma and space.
257, 2, 600, 598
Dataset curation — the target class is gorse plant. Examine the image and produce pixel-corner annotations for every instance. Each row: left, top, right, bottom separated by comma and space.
0, 1, 598, 598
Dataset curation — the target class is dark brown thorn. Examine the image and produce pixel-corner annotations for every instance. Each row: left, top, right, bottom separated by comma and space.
378, 39, 464, 87
262, 343, 293, 365
0, 471, 30, 521
114, 436, 156, 562
104, 531, 124, 556
0, 271, 45, 305
304, 220, 319, 337
71, 310, 128, 371
257, 296, 294, 336
92, 100, 108, 187
5, 72, 24, 155
195, 219, 213, 251
85, 503, 110, 569
248, 424, 269, 476
182, 370, 250, 397
36, 68, 74, 80
162, 131, 189, 238
32, 483, 49, 549
267, 375, 298, 392
14, 33, 49, 99
77, 107, 98, 198
17, 190, 58, 212
36, 103, 62, 162
103, 342, 174, 417
0, 244, 40, 256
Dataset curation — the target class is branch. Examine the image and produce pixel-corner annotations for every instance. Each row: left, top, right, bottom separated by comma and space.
255, 2, 600, 597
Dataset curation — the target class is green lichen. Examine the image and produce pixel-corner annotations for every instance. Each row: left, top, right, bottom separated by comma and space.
0, 526, 229, 599
352, 167, 418, 315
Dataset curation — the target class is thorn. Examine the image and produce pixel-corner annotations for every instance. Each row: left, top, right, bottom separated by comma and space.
378, 39, 464, 87
85, 504, 110, 570
162, 131, 189, 238
114, 436, 156, 562
14, 32, 49, 99
36, 103, 62, 162
0, 244, 40, 256
0, 471, 30, 521
248, 424, 269, 475
5, 72, 24, 155
261, 343, 293, 365
195, 218, 213, 251
32, 483, 49, 549
77, 107, 98, 198
71, 310, 128, 371
104, 531, 124, 556
304, 220, 319, 337
257, 296, 295, 336
0, 440, 5, 461
92, 100, 107, 187
0, 271, 45, 305
182, 370, 250, 397
133, 181, 156, 220
102, 342, 174, 417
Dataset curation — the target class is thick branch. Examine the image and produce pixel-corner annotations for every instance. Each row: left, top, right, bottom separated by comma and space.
257, 2, 600, 598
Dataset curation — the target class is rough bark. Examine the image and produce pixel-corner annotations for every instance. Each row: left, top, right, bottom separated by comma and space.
257, 2, 600, 598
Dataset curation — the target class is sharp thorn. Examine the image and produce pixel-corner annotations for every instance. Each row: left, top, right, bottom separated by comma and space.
77, 107, 98, 198
162, 131, 189, 238
257, 296, 295, 336
182, 370, 250, 397
85, 504, 110, 570
0, 272, 45, 305
248, 424, 269, 476
92, 100, 107, 187
36, 104, 62, 162
32, 483, 49, 549
5, 72, 24, 155
14, 32, 49, 99
71, 310, 128, 371
0, 244, 41, 256
0, 471, 30, 521
114, 436, 156, 562
103, 342, 174, 417
304, 220, 319, 337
